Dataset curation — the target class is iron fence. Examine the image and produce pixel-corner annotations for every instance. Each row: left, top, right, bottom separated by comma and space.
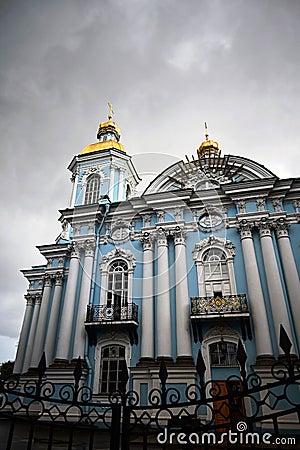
0, 324, 299, 449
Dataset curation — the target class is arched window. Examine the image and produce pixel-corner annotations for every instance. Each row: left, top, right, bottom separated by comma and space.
107, 260, 128, 308
99, 344, 126, 393
209, 340, 238, 367
202, 248, 230, 297
84, 174, 100, 204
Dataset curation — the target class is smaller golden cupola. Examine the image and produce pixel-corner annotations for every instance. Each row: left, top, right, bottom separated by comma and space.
197, 122, 220, 159
81, 102, 125, 154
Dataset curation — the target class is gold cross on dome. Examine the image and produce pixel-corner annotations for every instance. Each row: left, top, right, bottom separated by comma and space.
108, 102, 114, 120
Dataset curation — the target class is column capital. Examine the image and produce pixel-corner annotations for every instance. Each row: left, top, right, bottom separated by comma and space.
55, 271, 64, 286
172, 226, 186, 246
34, 294, 42, 305
25, 294, 35, 306
156, 228, 168, 246
273, 217, 290, 238
141, 232, 154, 251
256, 218, 272, 238
236, 219, 254, 239
70, 242, 81, 258
81, 239, 96, 257
44, 274, 53, 287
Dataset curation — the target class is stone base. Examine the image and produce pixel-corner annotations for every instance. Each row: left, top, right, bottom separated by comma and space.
253, 355, 276, 366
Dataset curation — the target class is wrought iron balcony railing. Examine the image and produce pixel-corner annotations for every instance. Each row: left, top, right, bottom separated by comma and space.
190, 294, 251, 342
190, 294, 249, 317
86, 303, 139, 324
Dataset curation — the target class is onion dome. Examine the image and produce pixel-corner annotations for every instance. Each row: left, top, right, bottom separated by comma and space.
81, 102, 125, 154
197, 122, 220, 158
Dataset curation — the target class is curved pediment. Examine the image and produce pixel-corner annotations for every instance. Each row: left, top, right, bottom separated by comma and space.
143, 153, 277, 194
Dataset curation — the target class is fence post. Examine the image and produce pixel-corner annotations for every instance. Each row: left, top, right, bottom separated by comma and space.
110, 403, 121, 450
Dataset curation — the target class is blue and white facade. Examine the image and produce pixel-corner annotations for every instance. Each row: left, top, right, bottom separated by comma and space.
14, 115, 300, 409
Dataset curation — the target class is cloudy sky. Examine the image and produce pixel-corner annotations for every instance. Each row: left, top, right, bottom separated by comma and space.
1, 0, 300, 362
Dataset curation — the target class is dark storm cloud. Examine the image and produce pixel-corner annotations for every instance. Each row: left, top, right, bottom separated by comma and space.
0, 0, 299, 360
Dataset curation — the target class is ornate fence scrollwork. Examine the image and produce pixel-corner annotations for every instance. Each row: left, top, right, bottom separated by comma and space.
0, 324, 300, 449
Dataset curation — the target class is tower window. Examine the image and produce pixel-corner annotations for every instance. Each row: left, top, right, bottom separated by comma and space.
107, 260, 128, 309
210, 341, 238, 367
85, 174, 100, 204
99, 345, 126, 393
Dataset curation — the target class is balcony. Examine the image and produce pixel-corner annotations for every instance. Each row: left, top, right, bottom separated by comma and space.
85, 303, 139, 346
190, 294, 251, 342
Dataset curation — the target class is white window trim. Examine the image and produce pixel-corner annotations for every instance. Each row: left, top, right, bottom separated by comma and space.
193, 236, 237, 296
81, 169, 105, 205
93, 333, 131, 395
201, 326, 241, 382
99, 249, 136, 306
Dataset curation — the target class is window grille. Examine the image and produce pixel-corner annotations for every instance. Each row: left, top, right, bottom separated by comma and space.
210, 341, 238, 367
99, 345, 126, 393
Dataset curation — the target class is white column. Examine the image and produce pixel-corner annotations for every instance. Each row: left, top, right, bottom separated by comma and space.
44, 272, 64, 365
22, 295, 42, 372
257, 218, 295, 354
141, 234, 154, 359
56, 245, 81, 361
227, 258, 237, 295
70, 171, 78, 207
274, 218, 300, 346
30, 274, 53, 368
238, 220, 273, 357
100, 271, 108, 305
118, 169, 125, 202
13, 295, 35, 374
174, 229, 192, 359
72, 240, 95, 360
108, 164, 115, 201
156, 229, 172, 358
196, 263, 206, 296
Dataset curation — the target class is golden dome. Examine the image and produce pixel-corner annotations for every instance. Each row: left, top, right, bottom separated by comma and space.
97, 120, 121, 141
197, 122, 220, 158
80, 103, 125, 155
81, 140, 125, 155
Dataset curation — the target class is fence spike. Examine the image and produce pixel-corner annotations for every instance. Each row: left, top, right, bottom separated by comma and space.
38, 352, 47, 380
120, 360, 129, 393
73, 357, 82, 385
279, 324, 292, 356
196, 349, 206, 379
159, 358, 168, 387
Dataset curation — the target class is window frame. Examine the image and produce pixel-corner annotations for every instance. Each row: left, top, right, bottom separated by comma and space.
93, 334, 131, 395
193, 237, 237, 297
84, 173, 101, 205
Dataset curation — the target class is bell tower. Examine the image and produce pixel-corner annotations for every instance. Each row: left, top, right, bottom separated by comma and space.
68, 104, 140, 207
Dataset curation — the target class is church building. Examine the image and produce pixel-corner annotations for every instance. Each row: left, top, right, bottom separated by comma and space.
14, 107, 300, 409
